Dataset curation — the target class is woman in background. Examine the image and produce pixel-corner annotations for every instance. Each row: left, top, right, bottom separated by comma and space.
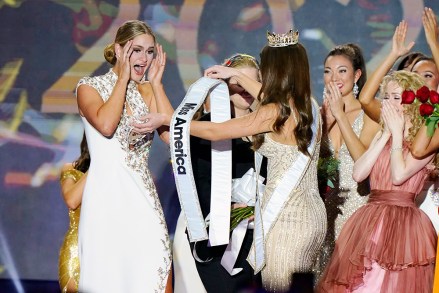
58, 134, 89, 293
316, 43, 379, 277
319, 21, 436, 293
411, 7, 439, 292
396, 52, 426, 71
411, 56, 439, 91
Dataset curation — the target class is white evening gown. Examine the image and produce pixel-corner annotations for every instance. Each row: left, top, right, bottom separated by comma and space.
77, 70, 171, 293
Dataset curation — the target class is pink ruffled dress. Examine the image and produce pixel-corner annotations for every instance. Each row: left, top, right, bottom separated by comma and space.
317, 143, 436, 293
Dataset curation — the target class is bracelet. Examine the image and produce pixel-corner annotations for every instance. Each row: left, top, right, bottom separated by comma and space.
390, 146, 403, 153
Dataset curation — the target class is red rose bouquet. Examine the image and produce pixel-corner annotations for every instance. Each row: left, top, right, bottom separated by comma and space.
402, 85, 439, 136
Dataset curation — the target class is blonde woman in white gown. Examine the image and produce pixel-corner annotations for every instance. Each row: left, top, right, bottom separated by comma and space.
76, 20, 174, 293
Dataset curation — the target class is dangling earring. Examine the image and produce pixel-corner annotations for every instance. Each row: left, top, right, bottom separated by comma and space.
353, 82, 359, 98
323, 87, 327, 99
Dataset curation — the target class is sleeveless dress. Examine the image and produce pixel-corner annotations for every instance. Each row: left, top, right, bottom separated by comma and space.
58, 169, 83, 293
318, 143, 436, 292
256, 134, 327, 292
315, 111, 369, 277
76, 70, 171, 292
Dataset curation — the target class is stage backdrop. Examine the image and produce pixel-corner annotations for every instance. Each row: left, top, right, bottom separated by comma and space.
0, 0, 438, 282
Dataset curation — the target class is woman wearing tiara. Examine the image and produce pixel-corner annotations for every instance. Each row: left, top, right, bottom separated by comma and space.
162, 29, 327, 292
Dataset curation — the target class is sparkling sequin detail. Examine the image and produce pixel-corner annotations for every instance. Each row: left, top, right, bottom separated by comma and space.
314, 111, 369, 280
58, 169, 83, 293
256, 134, 327, 292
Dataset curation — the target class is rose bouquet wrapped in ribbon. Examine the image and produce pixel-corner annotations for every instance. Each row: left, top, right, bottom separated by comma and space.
402, 85, 439, 136
220, 168, 265, 276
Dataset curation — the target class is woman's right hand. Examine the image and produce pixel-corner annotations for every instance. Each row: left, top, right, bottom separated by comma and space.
391, 20, 415, 58
116, 40, 134, 83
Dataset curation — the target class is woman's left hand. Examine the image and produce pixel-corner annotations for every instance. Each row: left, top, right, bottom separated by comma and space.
147, 44, 166, 86
130, 113, 166, 134
381, 100, 404, 135
324, 82, 345, 119
321, 98, 336, 132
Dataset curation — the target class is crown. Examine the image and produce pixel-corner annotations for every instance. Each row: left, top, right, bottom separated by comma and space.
266, 29, 299, 47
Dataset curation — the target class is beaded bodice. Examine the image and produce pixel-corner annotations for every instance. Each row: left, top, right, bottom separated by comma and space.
258, 135, 321, 207
77, 70, 154, 171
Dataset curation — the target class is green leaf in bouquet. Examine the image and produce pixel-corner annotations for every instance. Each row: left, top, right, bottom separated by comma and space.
426, 118, 438, 137
327, 180, 334, 189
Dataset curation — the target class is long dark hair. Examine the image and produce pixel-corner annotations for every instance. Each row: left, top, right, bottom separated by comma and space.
253, 43, 313, 156
73, 133, 90, 173
397, 52, 427, 71
324, 43, 366, 95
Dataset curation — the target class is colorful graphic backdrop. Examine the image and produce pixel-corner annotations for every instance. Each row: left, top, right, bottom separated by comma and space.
0, 0, 437, 282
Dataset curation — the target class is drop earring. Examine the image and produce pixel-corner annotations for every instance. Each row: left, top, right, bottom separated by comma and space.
353, 82, 359, 98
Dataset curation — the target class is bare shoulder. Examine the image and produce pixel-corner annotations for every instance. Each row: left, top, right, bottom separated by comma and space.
61, 163, 75, 173
77, 82, 99, 96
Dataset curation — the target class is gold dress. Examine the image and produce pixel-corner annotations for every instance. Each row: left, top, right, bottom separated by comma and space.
58, 169, 83, 293
257, 135, 327, 292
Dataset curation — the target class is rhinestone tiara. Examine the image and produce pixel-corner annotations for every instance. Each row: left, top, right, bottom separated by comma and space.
266, 29, 299, 47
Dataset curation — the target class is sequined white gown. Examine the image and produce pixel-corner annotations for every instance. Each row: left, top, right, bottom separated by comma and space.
77, 70, 171, 293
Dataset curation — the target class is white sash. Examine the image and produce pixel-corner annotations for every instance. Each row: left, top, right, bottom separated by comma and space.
170, 77, 232, 245
248, 100, 320, 273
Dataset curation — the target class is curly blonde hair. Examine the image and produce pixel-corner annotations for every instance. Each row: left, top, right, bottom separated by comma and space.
378, 70, 425, 144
